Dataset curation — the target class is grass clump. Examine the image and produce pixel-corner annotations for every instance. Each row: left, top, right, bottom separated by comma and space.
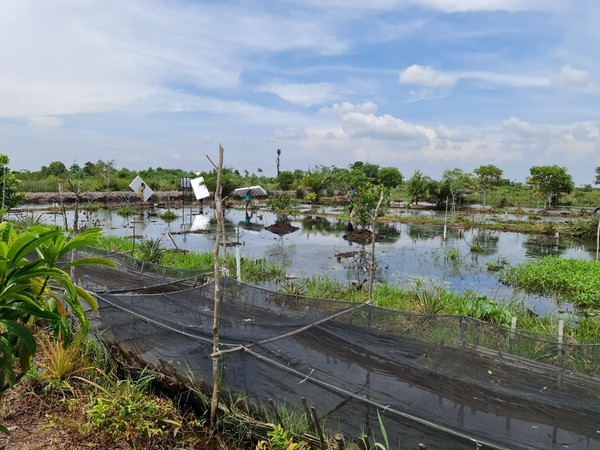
116, 205, 137, 217
499, 257, 600, 308
159, 210, 178, 222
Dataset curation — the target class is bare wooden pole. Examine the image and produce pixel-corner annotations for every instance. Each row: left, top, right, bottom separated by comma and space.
209, 144, 224, 427
368, 190, 385, 303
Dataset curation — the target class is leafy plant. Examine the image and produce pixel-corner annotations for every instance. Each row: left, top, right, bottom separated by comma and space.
444, 247, 461, 261
37, 334, 94, 391
116, 205, 136, 217
137, 237, 166, 264
412, 281, 446, 314
499, 257, 600, 308
486, 256, 510, 272
454, 292, 512, 325
0, 223, 113, 400
258, 423, 310, 450
85, 369, 185, 449
266, 193, 300, 221
280, 281, 307, 296
159, 210, 178, 222
371, 410, 390, 450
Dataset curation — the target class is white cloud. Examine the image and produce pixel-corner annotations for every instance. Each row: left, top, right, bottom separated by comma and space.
292, 0, 554, 13
0, 0, 346, 119
434, 125, 470, 142
342, 112, 427, 141
412, 0, 553, 13
458, 71, 550, 87
399, 65, 457, 88
319, 102, 378, 116
501, 116, 546, 138
257, 82, 337, 107
554, 65, 591, 89
568, 122, 599, 141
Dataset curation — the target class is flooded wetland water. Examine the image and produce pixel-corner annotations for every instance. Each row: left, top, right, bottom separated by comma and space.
28, 202, 596, 315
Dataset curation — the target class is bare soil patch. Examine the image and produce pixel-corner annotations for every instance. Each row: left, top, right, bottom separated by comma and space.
265, 222, 299, 235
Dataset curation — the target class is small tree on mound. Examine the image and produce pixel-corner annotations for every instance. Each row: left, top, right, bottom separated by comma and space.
351, 181, 391, 230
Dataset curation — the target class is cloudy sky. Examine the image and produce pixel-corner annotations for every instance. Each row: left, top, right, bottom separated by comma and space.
1, 0, 599, 184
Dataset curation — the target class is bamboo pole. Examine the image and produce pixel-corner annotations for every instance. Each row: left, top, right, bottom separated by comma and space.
209, 144, 224, 427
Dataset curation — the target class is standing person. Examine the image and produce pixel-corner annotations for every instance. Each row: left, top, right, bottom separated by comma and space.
346, 187, 356, 214
138, 182, 146, 201
245, 189, 252, 209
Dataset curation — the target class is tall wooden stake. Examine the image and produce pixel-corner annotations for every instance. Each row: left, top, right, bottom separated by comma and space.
368, 190, 385, 303
209, 144, 224, 426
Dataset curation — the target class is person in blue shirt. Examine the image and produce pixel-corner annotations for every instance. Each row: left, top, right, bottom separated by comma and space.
245, 190, 252, 209
346, 187, 356, 214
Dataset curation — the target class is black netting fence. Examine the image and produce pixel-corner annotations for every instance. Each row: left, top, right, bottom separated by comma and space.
72, 250, 600, 450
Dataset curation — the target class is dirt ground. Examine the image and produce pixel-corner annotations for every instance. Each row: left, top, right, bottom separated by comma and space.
0, 381, 245, 450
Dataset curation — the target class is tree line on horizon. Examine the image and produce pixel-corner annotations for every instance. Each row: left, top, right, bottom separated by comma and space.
4, 155, 600, 211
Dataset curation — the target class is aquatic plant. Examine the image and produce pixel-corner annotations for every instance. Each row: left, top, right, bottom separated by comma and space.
159, 210, 178, 222
137, 237, 166, 264
116, 205, 136, 217
499, 257, 600, 308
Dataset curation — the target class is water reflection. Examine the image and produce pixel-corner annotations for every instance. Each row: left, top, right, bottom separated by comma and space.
523, 234, 567, 257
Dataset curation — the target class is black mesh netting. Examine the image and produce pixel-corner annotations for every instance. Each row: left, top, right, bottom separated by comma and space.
72, 250, 600, 450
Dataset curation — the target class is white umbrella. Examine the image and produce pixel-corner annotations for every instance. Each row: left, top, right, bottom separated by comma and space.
232, 185, 268, 197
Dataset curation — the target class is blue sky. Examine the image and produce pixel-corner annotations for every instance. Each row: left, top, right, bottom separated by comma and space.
1, 0, 599, 184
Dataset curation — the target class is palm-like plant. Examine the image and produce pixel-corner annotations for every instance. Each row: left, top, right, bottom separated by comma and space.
0, 223, 113, 407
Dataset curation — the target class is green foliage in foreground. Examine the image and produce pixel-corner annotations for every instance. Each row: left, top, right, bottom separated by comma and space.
0, 223, 113, 402
499, 257, 600, 308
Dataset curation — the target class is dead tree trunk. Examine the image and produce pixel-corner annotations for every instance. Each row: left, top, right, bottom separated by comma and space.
209, 144, 224, 426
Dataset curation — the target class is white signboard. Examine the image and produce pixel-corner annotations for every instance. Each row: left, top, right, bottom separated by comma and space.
129, 176, 154, 202
190, 176, 210, 200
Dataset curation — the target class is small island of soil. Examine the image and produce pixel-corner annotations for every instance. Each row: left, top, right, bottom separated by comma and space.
265, 222, 299, 236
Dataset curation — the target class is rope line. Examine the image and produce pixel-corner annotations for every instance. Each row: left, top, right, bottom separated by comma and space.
243, 347, 511, 450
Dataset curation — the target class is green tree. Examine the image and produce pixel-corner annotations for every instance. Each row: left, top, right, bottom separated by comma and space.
441, 168, 474, 213
94, 160, 117, 191
0, 223, 113, 401
474, 164, 503, 207
350, 161, 379, 181
301, 166, 332, 201
406, 170, 431, 205
82, 161, 95, 176
276, 171, 295, 190
42, 161, 68, 177
0, 154, 25, 211
527, 165, 574, 208
594, 167, 600, 186
352, 180, 392, 230
377, 167, 403, 189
